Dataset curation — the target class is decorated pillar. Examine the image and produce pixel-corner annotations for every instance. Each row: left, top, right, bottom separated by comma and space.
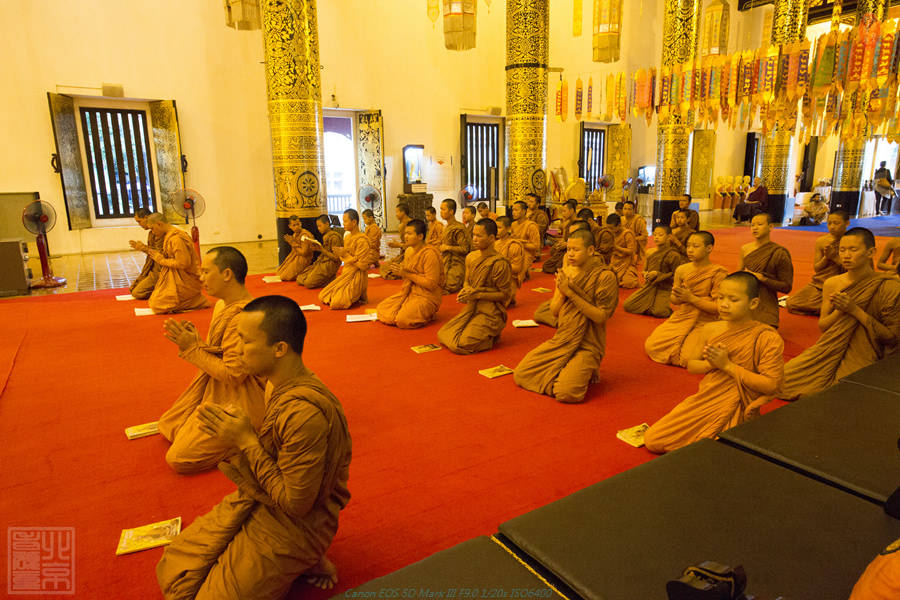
260, 0, 327, 261
830, 0, 887, 217
653, 0, 701, 226
758, 0, 809, 224
505, 0, 549, 205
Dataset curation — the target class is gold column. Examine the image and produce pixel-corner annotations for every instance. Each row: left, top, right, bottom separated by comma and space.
654, 0, 701, 223
260, 0, 327, 258
758, 0, 809, 223
505, 0, 549, 204
857, 0, 887, 22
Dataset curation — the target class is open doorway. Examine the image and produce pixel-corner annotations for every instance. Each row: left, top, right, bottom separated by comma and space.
324, 114, 357, 217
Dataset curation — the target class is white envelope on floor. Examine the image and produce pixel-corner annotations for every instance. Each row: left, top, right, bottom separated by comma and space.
134, 308, 155, 316
262, 275, 282, 283
116, 294, 136, 301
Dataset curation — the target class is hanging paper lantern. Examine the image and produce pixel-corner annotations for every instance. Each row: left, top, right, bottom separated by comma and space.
575, 78, 584, 121
593, 0, 623, 63
701, 0, 730, 58
428, 0, 440, 25
224, 0, 261, 30
443, 0, 476, 51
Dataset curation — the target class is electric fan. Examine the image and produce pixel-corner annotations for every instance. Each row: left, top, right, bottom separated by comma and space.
22, 200, 66, 289
458, 185, 476, 207
359, 185, 382, 209
174, 188, 206, 259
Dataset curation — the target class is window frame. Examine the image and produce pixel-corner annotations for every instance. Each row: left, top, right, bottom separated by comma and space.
460, 114, 504, 209
578, 122, 606, 191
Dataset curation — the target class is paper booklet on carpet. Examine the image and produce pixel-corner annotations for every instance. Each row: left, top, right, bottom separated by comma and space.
411, 343, 441, 354
115, 294, 136, 301
364, 308, 378, 315
616, 423, 650, 448
367, 273, 381, 278
299, 304, 321, 311
116, 517, 181, 556
479, 365, 514, 379
512, 319, 539, 328
125, 421, 159, 440
134, 308, 155, 317
346, 313, 378, 322
262, 275, 282, 283
778, 295, 790, 307
531, 287, 551, 293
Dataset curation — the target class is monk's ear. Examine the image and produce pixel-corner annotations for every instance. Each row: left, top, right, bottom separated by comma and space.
272, 340, 290, 358
748, 296, 760, 311
222, 267, 234, 283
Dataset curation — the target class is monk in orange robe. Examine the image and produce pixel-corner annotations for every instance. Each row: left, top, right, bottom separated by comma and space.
542, 199, 577, 274
645, 231, 729, 367
157, 295, 352, 597
594, 219, 616, 264
320, 209, 370, 310
158, 246, 266, 474
781, 227, 900, 400
462, 206, 477, 248
380, 203, 411, 280
786, 210, 848, 315
440, 198, 470, 294
476, 201, 498, 221
377, 219, 444, 329
514, 230, 619, 403
362, 209, 382, 269
644, 272, 784, 453
605, 213, 639, 288
623, 225, 686, 318
533, 220, 594, 328
511, 200, 542, 270
669, 210, 695, 258
849, 537, 900, 600
737, 213, 793, 329
877, 237, 900, 273
132, 213, 210, 314
496, 215, 527, 306
578, 208, 603, 250
622, 200, 648, 259
668, 194, 700, 231
425, 206, 444, 247
129, 208, 163, 299
276, 215, 315, 281
297, 215, 343, 289
437, 219, 513, 354
526, 192, 550, 244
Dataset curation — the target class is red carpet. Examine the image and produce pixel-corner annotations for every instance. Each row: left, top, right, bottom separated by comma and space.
0, 227, 888, 599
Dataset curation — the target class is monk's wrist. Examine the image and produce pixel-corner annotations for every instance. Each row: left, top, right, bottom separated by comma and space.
237, 433, 261, 452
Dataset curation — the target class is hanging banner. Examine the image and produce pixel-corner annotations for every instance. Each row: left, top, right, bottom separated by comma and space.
561, 78, 569, 122
587, 76, 594, 117
574, 0, 583, 36
616, 71, 627, 121
593, 0, 623, 63
555, 79, 563, 121
575, 77, 583, 121
605, 72, 615, 121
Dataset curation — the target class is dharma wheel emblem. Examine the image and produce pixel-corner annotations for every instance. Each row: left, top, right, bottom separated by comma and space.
297, 171, 320, 199
531, 169, 546, 193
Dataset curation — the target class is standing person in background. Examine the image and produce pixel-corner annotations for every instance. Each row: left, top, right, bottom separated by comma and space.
874, 161, 895, 216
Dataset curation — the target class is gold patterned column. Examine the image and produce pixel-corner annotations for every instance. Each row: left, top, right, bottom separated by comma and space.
653, 0, 701, 226
857, 0, 887, 22
260, 0, 327, 259
505, 0, 549, 204
758, 0, 809, 223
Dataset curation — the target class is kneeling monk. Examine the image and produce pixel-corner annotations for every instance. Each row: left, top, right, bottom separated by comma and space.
495, 215, 527, 306
514, 229, 618, 403
781, 227, 900, 400
157, 295, 352, 598
276, 215, 315, 282
437, 219, 513, 354
297, 215, 343, 289
377, 219, 444, 329
786, 210, 847, 315
623, 225, 685, 318
644, 272, 784, 453
128, 208, 163, 299
644, 231, 728, 367
134, 213, 209, 314
319, 209, 370, 309
158, 246, 266, 474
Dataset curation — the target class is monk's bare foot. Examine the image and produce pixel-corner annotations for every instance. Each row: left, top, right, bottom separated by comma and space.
305, 555, 338, 590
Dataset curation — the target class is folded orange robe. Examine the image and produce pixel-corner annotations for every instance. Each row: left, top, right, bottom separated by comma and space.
426, 220, 444, 247
441, 222, 470, 294
297, 229, 343, 289
781, 274, 900, 400
511, 219, 542, 268
610, 229, 640, 288
514, 263, 618, 403
131, 229, 163, 299
496, 236, 527, 303
743, 241, 793, 328
276, 231, 315, 281
644, 263, 729, 366
149, 228, 210, 314
623, 244, 685, 318
157, 370, 352, 599
437, 251, 512, 354
377, 245, 444, 329
319, 231, 370, 310
364, 223, 382, 268
644, 321, 784, 453
785, 233, 842, 315
849, 538, 900, 600
158, 298, 266, 474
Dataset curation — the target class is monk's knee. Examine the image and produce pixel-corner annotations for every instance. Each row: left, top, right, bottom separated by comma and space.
642, 428, 667, 454
165, 445, 208, 475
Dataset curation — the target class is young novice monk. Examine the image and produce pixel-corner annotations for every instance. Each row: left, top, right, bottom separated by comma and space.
643, 271, 784, 453
669, 210, 694, 258
786, 210, 848, 315
781, 227, 900, 400
476, 201, 497, 221
511, 200, 542, 271
533, 220, 593, 328
129, 208, 163, 299
276, 215, 315, 281
440, 198, 471, 294
645, 231, 729, 367
623, 225, 686, 318
525, 192, 550, 242
462, 205, 477, 245
425, 206, 444, 247
362, 209, 382, 269
437, 219, 513, 354
542, 199, 577, 274
605, 213, 639, 288
514, 229, 619, 403
737, 213, 793, 329
377, 219, 444, 329
296, 215, 343, 289
381, 203, 411, 279
319, 209, 370, 309
622, 200, 648, 259
495, 215, 527, 306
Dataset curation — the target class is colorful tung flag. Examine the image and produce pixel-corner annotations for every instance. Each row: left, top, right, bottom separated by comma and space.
575, 78, 583, 121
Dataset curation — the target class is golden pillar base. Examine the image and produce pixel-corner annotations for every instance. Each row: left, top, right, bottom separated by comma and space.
831, 137, 867, 217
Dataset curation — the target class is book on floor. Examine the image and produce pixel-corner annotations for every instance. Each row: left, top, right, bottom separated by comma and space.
299, 304, 321, 311
777, 295, 790, 307
531, 287, 551, 293
411, 343, 441, 354
115, 294, 136, 301
134, 308, 154, 317
125, 421, 159, 440
367, 273, 381, 278
262, 275, 282, 283
512, 319, 539, 328
616, 423, 650, 448
346, 313, 378, 323
478, 365, 514, 379
115, 517, 181, 556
